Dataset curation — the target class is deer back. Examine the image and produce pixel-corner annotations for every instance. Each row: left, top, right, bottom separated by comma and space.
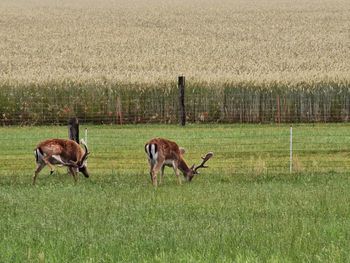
36, 139, 84, 163
145, 138, 183, 162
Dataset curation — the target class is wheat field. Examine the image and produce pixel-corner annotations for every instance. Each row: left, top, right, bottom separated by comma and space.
1, 0, 349, 86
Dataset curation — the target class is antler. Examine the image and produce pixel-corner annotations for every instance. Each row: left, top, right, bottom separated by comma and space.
193, 152, 214, 173
80, 139, 90, 162
68, 160, 79, 168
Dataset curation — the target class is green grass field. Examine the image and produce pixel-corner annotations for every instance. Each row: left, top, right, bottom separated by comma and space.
1, 124, 350, 262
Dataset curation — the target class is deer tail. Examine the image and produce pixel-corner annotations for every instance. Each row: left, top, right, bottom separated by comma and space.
145, 143, 158, 164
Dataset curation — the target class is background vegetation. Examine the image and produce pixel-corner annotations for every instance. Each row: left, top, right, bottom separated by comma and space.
2, 82, 350, 124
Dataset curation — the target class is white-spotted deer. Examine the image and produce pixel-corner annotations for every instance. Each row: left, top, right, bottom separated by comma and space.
33, 139, 90, 185
145, 138, 213, 186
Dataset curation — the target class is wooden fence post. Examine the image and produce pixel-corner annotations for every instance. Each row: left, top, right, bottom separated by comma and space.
68, 117, 79, 144
290, 126, 293, 173
116, 96, 123, 125
178, 76, 186, 126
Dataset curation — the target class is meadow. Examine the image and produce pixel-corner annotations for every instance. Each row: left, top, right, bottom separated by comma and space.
1, 0, 350, 261
1, 124, 350, 262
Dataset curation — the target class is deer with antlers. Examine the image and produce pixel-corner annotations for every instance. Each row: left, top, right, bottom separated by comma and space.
145, 138, 213, 186
33, 139, 90, 185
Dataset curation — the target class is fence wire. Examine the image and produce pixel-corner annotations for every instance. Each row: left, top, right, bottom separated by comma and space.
1, 84, 350, 124
0, 124, 349, 181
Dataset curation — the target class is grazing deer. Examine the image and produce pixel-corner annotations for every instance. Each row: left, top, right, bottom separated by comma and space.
145, 138, 213, 186
33, 139, 90, 185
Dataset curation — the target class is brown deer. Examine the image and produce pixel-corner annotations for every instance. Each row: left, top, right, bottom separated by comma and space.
33, 139, 90, 185
145, 138, 213, 186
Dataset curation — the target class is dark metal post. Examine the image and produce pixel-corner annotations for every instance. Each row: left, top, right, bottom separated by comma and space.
178, 76, 186, 126
68, 117, 79, 144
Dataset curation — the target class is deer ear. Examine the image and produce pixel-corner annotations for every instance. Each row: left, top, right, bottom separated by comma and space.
190, 164, 195, 170
179, 147, 186, 155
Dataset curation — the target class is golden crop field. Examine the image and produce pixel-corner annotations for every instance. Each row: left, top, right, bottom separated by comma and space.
0, 0, 349, 86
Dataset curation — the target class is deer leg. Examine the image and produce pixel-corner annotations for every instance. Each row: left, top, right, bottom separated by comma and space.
33, 162, 45, 185
151, 168, 158, 187
172, 162, 182, 185
42, 156, 55, 175
68, 166, 78, 183
149, 171, 153, 183
159, 165, 165, 185
151, 162, 163, 187
148, 160, 153, 183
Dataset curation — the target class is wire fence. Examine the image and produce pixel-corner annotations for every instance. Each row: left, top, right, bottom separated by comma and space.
1, 83, 350, 125
0, 124, 349, 181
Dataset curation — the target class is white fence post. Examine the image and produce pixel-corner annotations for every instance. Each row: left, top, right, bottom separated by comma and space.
85, 128, 88, 146
290, 126, 293, 173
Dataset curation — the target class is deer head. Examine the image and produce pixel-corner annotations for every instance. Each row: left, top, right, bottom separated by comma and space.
77, 140, 90, 177
187, 152, 214, 181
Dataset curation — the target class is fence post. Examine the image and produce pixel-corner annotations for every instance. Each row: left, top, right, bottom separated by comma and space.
290, 126, 293, 173
68, 117, 79, 144
178, 76, 186, 126
116, 96, 123, 125
276, 95, 281, 123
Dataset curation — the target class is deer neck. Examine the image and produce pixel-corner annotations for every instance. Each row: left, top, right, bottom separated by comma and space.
177, 158, 192, 176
